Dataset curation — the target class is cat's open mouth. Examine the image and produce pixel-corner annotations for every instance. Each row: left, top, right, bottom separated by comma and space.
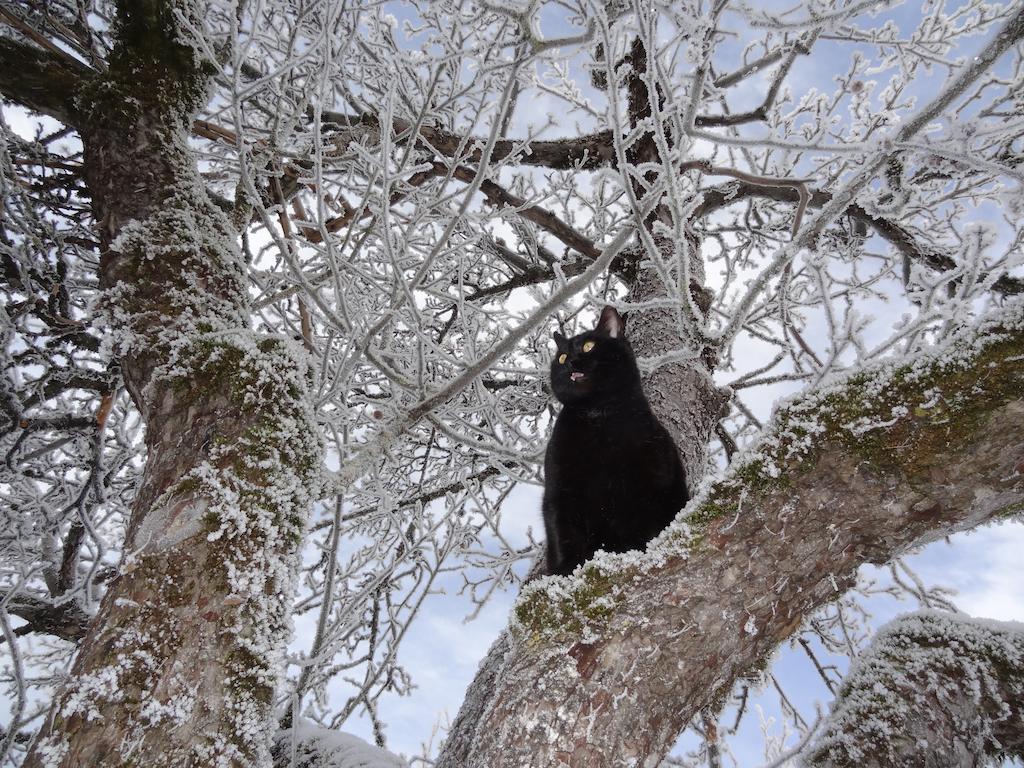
570, 372, 585, 382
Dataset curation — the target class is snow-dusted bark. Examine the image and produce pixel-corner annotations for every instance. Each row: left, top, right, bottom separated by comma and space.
272, 720, 408, 768
625, 259, 727, 487
440, 306, 1024, 767
434, 627, 517, 768
14, 5, 322, 767
807, 610, 1024, 767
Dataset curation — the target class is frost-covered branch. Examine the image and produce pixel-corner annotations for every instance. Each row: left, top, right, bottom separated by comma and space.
713, 4, 1024, 346
807, 611, 1024, 767
1, 593, 90, 643
323, 114, 617, 171
0, 34, 90, 126
328, 200, 649, 492
14, 2, 323, 765
695, 181, 1024, 295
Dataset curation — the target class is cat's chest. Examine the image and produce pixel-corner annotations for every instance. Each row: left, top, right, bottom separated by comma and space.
549, 408, 652, 461
546, 410, 664, 507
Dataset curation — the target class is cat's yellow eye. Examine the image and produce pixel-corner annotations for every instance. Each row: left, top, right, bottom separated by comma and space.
558, 353, 567, 364
582, 340, 595, 353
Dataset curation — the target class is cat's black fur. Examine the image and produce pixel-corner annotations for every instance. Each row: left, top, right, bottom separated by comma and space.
542, 306, 688, 576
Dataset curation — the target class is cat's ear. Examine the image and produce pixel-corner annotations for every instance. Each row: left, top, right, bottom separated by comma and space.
596, 305, 625, 338
553, 331, 567, 349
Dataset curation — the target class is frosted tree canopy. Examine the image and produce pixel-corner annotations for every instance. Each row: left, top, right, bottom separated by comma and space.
0, 1, 1022, 766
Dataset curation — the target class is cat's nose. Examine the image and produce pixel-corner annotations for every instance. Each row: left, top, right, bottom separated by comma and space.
570, 372, 585, 382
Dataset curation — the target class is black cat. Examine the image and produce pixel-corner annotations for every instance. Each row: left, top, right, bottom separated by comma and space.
542, 306, 688, 576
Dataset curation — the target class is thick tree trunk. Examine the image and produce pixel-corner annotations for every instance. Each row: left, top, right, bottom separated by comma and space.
625, 258, 727, 486
618, 31, 728, 487
441, 310, 1024, 767
23, 5, 321, 767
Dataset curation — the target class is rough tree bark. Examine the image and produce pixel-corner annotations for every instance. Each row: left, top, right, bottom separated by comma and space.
624, 259, 727, 487
617, 28, 728, 489
808, 611, 1024, 767
9, 4, 322, 767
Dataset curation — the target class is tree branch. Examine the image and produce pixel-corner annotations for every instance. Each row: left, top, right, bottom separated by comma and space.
694, 181, 1024, 295
320, 113, 617, 171
3, 594, 90, 643
697, 39, 808, 128
308, 160, 602, 261
0, 36, 90, 126
712, 40, 810, 89
313, 110, 809, 173
445, 163, 602, 261
442, 304, 1024, 766
808, 611, 1024, 767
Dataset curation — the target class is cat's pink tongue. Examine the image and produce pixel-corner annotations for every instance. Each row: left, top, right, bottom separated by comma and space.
570, 372, 585, 382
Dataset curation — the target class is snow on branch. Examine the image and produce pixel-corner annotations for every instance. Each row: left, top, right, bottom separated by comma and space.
272, 720, 408, 768
694, 182, 1024, 296
0, 28, 91, 126
807, 610, 1024, 767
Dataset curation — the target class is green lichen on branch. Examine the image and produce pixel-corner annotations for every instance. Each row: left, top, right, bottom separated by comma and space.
514, 560, 635, 641
30, 553, 207, 766
102, 184, 247, 328
689, 308, 1024, 534
21, 1, 329, 763
151, 334, 322, 761
36, 331, 323, 766
80, 0, 213, 132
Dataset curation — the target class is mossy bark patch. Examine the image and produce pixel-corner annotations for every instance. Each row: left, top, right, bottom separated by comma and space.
692, 321, 1024, 534
21, 3, 324, 766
